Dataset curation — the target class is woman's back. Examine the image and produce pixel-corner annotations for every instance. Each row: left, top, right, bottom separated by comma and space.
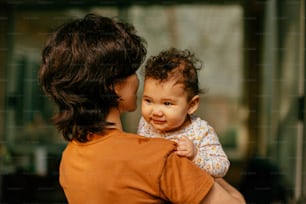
59, 129, 213, 203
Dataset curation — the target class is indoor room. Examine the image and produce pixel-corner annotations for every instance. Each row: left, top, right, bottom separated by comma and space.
0, 0, 305, 203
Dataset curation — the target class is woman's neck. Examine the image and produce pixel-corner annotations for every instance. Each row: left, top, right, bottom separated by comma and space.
105, 107, 123, 130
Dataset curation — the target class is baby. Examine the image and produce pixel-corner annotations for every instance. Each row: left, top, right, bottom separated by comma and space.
138, 48, 230, 177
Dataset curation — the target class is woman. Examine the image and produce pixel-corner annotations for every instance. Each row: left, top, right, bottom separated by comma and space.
39, 13, 245, 203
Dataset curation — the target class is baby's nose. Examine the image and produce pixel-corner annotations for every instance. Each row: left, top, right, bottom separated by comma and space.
152, 106, 163, 116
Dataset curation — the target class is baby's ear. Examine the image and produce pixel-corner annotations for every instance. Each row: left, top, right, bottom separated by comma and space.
188, 95, 200, 115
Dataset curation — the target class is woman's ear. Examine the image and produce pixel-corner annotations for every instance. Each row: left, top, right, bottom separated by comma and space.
188, 95, 200, 115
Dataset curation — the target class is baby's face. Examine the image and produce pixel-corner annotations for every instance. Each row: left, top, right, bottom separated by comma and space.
141, 78, 191, 133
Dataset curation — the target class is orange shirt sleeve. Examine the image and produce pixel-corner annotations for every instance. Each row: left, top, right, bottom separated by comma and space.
159, 152, 214, 203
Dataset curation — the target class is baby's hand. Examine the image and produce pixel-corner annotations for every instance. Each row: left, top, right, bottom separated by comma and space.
175, 136, 197, 160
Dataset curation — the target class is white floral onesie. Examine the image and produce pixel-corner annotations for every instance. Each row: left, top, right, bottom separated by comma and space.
137, 114, 230, 177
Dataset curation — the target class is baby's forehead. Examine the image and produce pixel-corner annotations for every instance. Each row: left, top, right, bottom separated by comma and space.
145, 77, 184, 88
145, 78, 188, 96
144, 79, 187, 96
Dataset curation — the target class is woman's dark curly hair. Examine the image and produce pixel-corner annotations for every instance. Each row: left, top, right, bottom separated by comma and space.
144, 48, 203, 100
39, 13, 147, 142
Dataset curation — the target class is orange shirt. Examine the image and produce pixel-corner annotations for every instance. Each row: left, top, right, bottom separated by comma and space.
60, 129, 214, 203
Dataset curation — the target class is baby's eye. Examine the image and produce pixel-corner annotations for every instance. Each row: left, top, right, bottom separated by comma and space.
144, 98, 152, 104
164, 102, 172, 106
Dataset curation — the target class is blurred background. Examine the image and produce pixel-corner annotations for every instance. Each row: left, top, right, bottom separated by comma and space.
0, 0, 305, 203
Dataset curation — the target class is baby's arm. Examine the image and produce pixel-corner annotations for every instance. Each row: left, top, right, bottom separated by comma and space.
194, 126, 230, 177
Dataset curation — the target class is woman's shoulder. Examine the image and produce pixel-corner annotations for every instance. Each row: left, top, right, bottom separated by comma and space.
66, 129, 177, 159
123, 131, 177, 149
115, 131, 179, 165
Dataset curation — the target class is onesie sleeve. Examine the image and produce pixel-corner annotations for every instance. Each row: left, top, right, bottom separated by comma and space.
137, 117, 151, 137
159, 152, 214, 203
193, 124, 230, 177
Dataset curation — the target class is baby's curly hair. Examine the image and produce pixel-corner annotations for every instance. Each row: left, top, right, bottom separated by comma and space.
144, 48, 204, 100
